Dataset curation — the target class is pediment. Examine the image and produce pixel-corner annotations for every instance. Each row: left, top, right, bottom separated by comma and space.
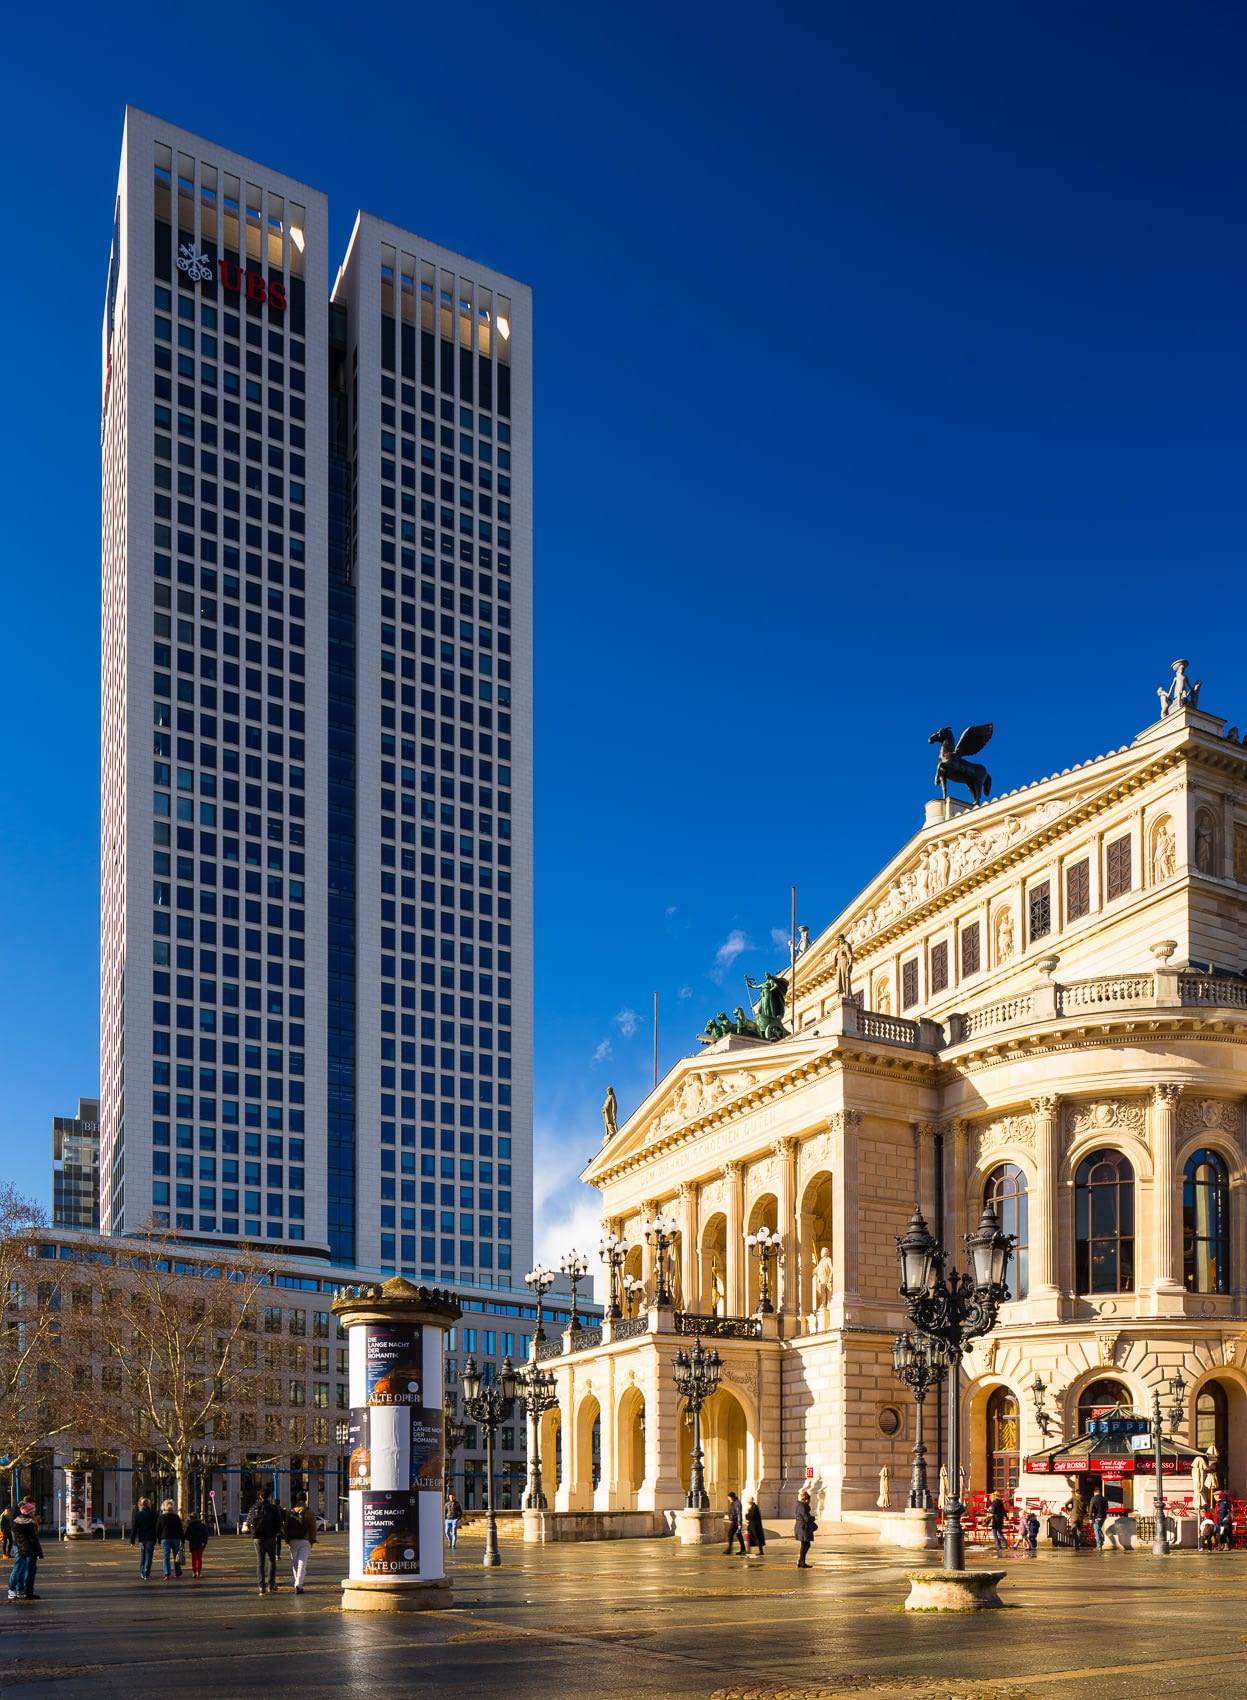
582, 1035, 829, 1184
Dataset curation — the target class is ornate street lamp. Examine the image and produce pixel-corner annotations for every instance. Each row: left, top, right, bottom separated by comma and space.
444, 1395, 467, 1460
334, 1419, 351, 1529
1150, 1369, 1188, 1557
460, 1354, 519, 1567
1029, 1373, 1058, 1441
516, 1361, 559, 1510
599, 1234, 629, 1322
645, 1213, 678, 1308
745, 1224, 783, 1315
896, 1202, 1014, 1572
560, 1250, 590, 1332
525, 1264, 556, 1344
623, 1273, 646, 1317
891, 1331, 947, 1509
672, 1336, 722, 1510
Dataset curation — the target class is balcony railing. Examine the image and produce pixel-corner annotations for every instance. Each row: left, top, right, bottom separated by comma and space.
611, 1316, 650, 1341
1057, 974, 1155, 1013
674, 1311, 763, 1340
1180, 973, 1247, 1008
569, 1325, 603, 1352
533, 1337, 563, 1363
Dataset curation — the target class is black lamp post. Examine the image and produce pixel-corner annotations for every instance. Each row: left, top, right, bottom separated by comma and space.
560, 1250, 589, 1332
645, 1214, 678, 1308
334, 1419, 350, 1529
1149, 1369, 1188, 1557
896, 1202, 1014, 1572
443, 1394, 467, 1508
672, 1336, 722, 1509
599, 1234, 628, 1322
460, 1354, 519, 1567
891, 1331, 947, 1509
745, 1224, 782, 1315
525, 1263, 555, 1345
517, 1361, 559, 1510
623, 1273, 646, 1317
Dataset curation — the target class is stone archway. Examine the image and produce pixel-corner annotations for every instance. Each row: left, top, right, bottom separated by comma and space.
622, 1243, 643, 1310
745, 1194, 779, 1315
799, 1171, 833, 1319
572, 1394, 601, 1508
616, 1385, 646, 1507
538, 1405, 562, 1495
700, 1212, 727, 1314
1192, 1373, 1247, 1499
679, 1385, 750, 1505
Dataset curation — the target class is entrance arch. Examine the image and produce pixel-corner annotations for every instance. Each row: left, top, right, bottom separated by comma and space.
745, 1195, 778, 1314
700, 1213, 727, 1314
1193, 1375, 1247, 1498
986, 1387, 1020, 1494
679, 1385, 749, 1503
616, 1385, 646, 1506
572, 1394, 601, 1507
538, 1405, 562, 1495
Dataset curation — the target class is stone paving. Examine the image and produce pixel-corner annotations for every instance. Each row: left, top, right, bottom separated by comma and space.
1, 1529, 1245, 1698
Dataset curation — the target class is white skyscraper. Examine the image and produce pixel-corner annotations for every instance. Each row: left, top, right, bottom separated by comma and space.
101, 109, 532, 1289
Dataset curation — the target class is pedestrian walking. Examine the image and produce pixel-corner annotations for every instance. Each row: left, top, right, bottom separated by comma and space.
1023, 1511, 1040, 1552
723, 1490, 746, 1555
245, 1486, 282, 1595
989, 1490, 1008, 1554
6, 1501, 43, 1601
794, 1488, 817, 1568
443, 1492, 463, 1549
130, 1496, 159, 1581
0, 1505, 12, 1559
1215, 1492, 1234, 1549
184, 1512, 210, 1580
156, 1500, 184, 1581
744, 1497, 765, 1559
1087, 1488, 1109, 1549
286, 1501, 317, 1594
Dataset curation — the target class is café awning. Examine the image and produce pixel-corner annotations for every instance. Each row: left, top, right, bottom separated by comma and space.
1025, 1413, 1204, 1478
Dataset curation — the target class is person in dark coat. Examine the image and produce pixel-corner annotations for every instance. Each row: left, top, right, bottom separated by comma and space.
989, 1491, 1008, 1554
723, 1491, 746, 1555
246, 1486, 282, 1594
1215, 1492, 1234, 1549
155, 1500, 184, 1581
744, 1497, 765, 1558
184, 1513, 211, 1580
6, 1502, 44, 1600
130, 1497, 159, 1580
794, 1489, 817, 1568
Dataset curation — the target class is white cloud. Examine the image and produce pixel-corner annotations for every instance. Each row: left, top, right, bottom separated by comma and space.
533, 1119, 606, 1301
592, 1038, 613, 1062
770, 926, 789, 950
664, 905, 678, 919
614, 1006, 639, 1039
710, 928, 752, 984
677, 985, 693, 999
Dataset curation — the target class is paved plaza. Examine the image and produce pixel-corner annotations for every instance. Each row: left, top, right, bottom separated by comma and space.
2, 1531, 1245, 1698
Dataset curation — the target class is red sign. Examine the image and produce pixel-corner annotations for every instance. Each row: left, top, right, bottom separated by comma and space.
218, 260, 286, 313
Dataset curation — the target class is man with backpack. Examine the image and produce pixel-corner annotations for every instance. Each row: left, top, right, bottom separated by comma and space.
245, 1486, 282, 1595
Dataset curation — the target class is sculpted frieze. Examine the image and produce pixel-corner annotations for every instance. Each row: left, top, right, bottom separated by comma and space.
1178, 1097, 1242, 1143
650, 1068, 760, 1137
972, 1114, 1036, 1165
843, 793, 1090, 948
1067, 1099, 1147, 1138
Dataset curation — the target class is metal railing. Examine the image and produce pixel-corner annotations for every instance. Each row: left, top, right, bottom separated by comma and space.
533, 1337, 563, 1363
674, 1311, 763, 1340
611, 1316, 650, 1341
568, 1325, 603, 1352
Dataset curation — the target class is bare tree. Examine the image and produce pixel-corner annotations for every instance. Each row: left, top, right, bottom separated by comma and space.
71, 1230, 274, 1511
0, 1186, 76, 1476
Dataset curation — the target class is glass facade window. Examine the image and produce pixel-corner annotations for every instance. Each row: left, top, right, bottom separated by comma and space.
984, 1163, 1028, 1299
1183, 1148, 1229, 1293
1075, 1150, 1134, 1294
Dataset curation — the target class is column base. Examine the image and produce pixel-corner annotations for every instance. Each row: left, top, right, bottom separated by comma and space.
673, 1507, 723, 1545
904, 1568, 1005, 1611
340, 1576, 453, 1613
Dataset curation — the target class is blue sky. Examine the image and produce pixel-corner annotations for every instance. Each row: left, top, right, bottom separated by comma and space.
1, 2, 1244, 1265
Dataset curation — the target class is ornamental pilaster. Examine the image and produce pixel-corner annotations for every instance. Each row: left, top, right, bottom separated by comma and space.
1030, 1095, 1060, 1301
722, 1162, 744, 1316
1152, 1084, 1183, 1300
773, 1137, 797, 1313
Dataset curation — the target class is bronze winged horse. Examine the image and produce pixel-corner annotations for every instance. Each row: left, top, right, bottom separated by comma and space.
929, 724, 993, 805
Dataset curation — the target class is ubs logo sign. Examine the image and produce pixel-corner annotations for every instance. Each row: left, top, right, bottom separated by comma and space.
176, 243, 287, 312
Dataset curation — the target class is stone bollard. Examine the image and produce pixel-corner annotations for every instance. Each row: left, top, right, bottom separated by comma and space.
904, 1567, 1006, 1611
331, 1277, 461, 1612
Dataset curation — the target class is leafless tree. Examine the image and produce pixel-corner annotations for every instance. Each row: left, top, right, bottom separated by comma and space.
70, 1230, 274, 1512
0, 1186, 76, 1477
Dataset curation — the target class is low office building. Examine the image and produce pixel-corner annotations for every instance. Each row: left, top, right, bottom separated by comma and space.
539, 673, 1247, 1530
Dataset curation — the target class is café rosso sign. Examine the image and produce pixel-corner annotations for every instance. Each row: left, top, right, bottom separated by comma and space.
176, 242, 286, 312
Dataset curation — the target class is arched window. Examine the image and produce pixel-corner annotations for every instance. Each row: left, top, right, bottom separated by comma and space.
986, 1387, 1020, 1493
1196, 1382, 1228, 1476
1077, 1377, 1131, 1432
1075, 1150, 1135, 1294
984, 1164, 1028, 1299
1183, 1149, 1230, 1293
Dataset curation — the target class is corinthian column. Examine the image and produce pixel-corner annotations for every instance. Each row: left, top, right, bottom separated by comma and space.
676, 1182, 696, 1312
1030, 1095, 1061, 1315
723, 1162, 743, 1316
1152, 1083, 1183, 1307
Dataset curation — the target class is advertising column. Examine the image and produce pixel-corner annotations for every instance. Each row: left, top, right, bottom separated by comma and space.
331, 1278, 461, 1612
64, 1455, 94, 1538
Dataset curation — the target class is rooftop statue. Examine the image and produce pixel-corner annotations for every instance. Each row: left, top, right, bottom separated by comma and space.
1157, 657, 1201, 717
744, 969, 789, 1041
929, 723, 993, 806
601, 1085, 618, 1144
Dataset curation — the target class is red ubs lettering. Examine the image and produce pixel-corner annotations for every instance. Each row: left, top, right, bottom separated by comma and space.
218, 259, 287, 313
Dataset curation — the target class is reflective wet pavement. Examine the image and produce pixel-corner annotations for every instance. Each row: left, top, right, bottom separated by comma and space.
2, 1529, 1245, 1698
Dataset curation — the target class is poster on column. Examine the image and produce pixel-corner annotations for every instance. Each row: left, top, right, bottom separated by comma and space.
409, 1408, 444, 1491
361, 1489, 422, 1574
365, 1323, 423, 1405
348, 1407, 371, 1491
